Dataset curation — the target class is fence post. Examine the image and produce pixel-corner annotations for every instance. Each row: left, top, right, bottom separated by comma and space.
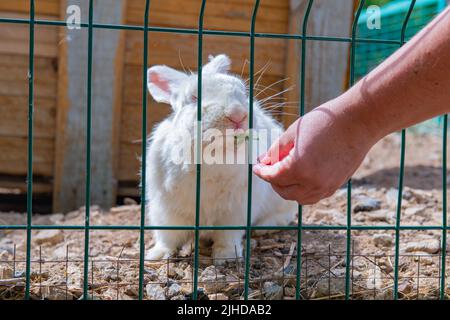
53, 0, 127, 212
283, 0, 353, 126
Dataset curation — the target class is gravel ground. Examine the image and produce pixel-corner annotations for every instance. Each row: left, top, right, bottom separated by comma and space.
0, 132, 449, 300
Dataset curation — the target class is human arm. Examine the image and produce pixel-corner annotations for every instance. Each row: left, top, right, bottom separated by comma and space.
253, 7, 450, 204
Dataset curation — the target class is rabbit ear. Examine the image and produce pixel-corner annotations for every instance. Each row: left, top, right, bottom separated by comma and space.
147, 65, 187, 104
203, 54, 231, 74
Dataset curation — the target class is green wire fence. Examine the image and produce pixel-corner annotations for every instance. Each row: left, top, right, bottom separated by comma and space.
0, 0, 448, 300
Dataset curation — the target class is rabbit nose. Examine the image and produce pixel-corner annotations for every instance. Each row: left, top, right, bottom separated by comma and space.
226, 108, 248, 126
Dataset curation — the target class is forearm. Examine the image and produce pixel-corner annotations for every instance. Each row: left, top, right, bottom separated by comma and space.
335, 6, 450, 143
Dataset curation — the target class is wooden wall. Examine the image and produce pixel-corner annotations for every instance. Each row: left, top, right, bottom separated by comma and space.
0, 0, 352, 212
0, 0, 60, 197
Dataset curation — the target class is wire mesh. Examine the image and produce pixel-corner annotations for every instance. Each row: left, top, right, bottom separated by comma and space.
0, 0, 448, 300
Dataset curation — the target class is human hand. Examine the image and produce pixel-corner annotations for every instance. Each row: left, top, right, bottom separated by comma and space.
253, 102, 377, 204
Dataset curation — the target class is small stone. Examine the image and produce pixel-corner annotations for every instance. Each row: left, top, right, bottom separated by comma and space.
0, 250, 10, 261
199, 266, 226, 294
409, 189, 433, 202
263, 281, 283, 300
124, 197, 138, 205
373, 234, 393, 247
64, 211, 77, 220
157, 263, 183, 280
121, 251, 139, 259
405, 239, 440, 254
41, 286, 73, 300
313, 209, 345, 225
419, 255, 434, 266
385, 188, 398, 207
402, 188, 413, 201
208, 293, 229, 300
250, 239, 258, 250
354, 196, 381, 213
125, 287, 138, 297
52, 245, 70, 259
404, 206, 427, 217
314, 279, 346, 298
366, 210, 392, 222
145, 283, 166, 300
49, 213, 64, 224
144, 268, 159, 281
168, 266, 185, 280
398, 282, 413, 297
35, 230, 64, 245
0, 265, 13, 279
184, 288, 209, 300
366, 266, 382, 290
167, 283, 182, 297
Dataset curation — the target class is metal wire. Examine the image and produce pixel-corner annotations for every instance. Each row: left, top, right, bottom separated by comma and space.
393, 0, 417, 300
0, 0, 447, 301
82, 0, 94, 300
1, 245, 445, 300
193, 0, 207, 301
138, 0, 151, 301
296, 0, 314, 300
1, 225, 450, 231
441, 114, 448, 300
345, 0, 366, 300
243, 0, 260, 300
24, 0, 35, 300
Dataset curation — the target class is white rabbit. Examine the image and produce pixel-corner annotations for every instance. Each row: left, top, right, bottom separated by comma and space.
144, 54, 296, 263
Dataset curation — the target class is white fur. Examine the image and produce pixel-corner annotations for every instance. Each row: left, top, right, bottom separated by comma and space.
144, 54, 296, 262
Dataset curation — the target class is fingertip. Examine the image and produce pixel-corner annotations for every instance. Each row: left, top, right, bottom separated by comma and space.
256, 153, 266, 164
256, 162, 282, 180
252, 164, 262, 175
260, 156, 271, 165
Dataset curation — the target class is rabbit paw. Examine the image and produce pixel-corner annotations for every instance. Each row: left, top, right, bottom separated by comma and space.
179, 241, 194, 257
145, 244, 173, 261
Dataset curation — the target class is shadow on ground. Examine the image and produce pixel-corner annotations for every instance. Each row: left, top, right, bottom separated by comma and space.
353, 165, 449, 190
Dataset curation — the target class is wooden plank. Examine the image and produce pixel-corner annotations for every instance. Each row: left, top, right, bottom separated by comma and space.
0, 96, 56, 139
0, 20, 59, 58
127, 0, 289, 14
0, 64, 57, 84
0, 54, 56, 68
123, 31, 287, 75
110, 0, 128, 212
53, 0, 127, 212
118, 142, 141, 182
0, 137, 54, 176
53, 0, 70, 213
0, 178, 52, 194
0, 14, 59, 44
127, 0, 289, 27
127, 9, 287, 34
117, 185, 139, 198
0, 39, 58, 59
283, 0, 353, 127
0, 79, 56, 98
0, 0, 60, 16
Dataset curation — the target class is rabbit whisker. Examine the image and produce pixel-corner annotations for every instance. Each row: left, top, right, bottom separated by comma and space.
255, 79, 291, 99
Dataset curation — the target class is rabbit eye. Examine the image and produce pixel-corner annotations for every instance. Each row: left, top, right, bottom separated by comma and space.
191, 95, 197, 103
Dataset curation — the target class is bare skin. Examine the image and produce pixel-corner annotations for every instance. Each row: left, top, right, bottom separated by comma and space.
253, 7, 450, 205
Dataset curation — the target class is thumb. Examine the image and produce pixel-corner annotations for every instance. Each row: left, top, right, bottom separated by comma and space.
259, 121, 296, 165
